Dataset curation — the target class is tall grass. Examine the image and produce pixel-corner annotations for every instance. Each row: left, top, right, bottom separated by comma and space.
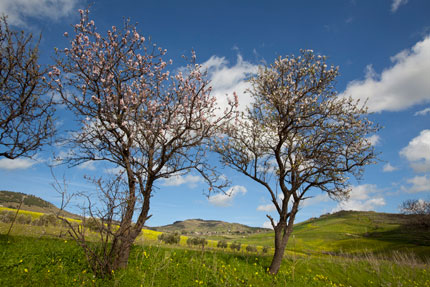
1, 234, 429, 287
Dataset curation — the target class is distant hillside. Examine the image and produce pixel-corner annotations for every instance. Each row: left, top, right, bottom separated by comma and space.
0, 190, 78, 219
150, 218, 269, 235
223, 210, 430, 259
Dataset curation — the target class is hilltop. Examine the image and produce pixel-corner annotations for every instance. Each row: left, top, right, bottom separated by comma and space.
0, 190, 78, 219
150, 218, 269, 235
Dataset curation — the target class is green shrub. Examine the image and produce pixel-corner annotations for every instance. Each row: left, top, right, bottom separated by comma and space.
33, 214, 58, 226
16, 214, 32, 224
187, 237, 207, 248
0, 210, 16, 223
158, 233, 180, 245
230, 241, 241, 251
246, 245, 257, 253
217, 240, 228, 249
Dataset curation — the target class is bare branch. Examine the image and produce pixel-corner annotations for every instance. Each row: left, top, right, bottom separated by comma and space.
0, 16, 55, 159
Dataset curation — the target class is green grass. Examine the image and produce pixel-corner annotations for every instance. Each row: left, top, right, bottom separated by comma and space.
2, 209, 430, 286
209, 211, 430, 260
3, 207, 430, 260
1, 234, 429, 287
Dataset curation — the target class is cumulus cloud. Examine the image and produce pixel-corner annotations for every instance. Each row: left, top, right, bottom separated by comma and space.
383, 163, 398, 172
332, 184, 385, 212
402, 175, 430, 193
160, 174, 202, 188
301, 194, 330, 208
257, 192, 328, 212
262, 220, 275, 229
367, 135, 381, 146
415, 107, 430, 116
208, 185, 247, 207
201, 54, 258, 113
400, 130, 430, 173
0, 0, 82, 26
340, 35, 430, 113
391, 0, 408, 12
256, 203, 276, 212
0, 157, 38, 170
77, 161, 96, 171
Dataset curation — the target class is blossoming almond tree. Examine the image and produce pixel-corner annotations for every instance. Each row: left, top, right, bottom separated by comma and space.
215, 50, 379, 274
50, 9, 237, 275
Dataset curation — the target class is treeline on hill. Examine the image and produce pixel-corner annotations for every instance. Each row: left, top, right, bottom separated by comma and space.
0, 190, 53, 209
0, 210, 102, 231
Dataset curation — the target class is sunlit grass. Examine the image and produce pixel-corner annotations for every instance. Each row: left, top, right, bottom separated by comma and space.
2, 208, 430, 286
1, 235, 429, 287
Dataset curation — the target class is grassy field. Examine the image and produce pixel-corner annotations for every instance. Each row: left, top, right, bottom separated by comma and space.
207, 211, 430, 260
1, 234, 429, 287
1, 208, 430, 286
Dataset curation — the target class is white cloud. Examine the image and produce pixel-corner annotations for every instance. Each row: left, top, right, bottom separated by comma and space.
77, 161, 96, 171
400, 130, 430, 173
332, 184, 385, 212
104, 166, 124, 175
301, 194, 330, 208
160, 174, 202, 188
383, 163, 398, 172
415, 107, 430, 116
256, 203, 276, 212
391, 0, 408, 12
258, 192, 327, 212
340, 35, 430, 113
262, 220, 275, 229
201, 54, 258, 114
208, 185, 247, 207
402, 175, 430, 193
0, 0, 82, 26
0, 157, 37, 170
367, 135, 381, 146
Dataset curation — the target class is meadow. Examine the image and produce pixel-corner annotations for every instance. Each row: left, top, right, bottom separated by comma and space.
2, 234, 430, 287
1, 207, 430, 286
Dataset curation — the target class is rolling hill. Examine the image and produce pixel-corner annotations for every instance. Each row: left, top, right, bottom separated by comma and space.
2, 190, 430, 260
150, 218, 269, 235
218, 210, 430, 259
0, 190, 79, 219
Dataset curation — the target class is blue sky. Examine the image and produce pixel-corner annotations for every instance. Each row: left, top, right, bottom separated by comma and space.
0, 0, 429, 228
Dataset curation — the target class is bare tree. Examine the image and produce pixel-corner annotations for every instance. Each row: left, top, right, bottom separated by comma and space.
400, 199, 430, 228
0, 16, 55, 159
49, 9, 236, 274
400, 199, 430, 215
215, 50, 379, 274
52, 171, 131, 277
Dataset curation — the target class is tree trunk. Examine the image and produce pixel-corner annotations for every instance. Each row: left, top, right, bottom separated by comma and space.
109, 183, 151, 272
112, 237, 133, 270
268, 227, 290, 274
